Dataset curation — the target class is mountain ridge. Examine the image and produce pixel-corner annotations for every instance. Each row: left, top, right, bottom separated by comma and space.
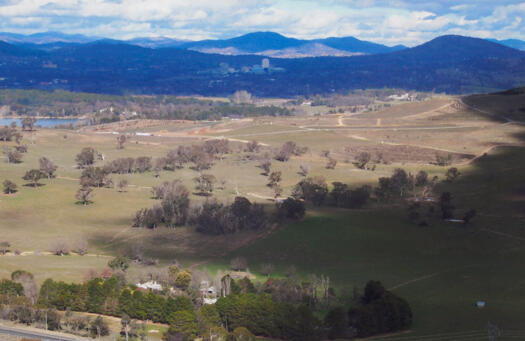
0, 34, 523, 97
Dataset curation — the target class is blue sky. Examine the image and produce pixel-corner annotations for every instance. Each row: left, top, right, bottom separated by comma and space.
0, 0, 523, 45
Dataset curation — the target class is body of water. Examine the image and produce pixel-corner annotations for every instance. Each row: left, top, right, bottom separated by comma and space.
0, 118, 79, 128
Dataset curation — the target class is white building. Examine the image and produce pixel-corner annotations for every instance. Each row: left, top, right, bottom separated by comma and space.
262, 58, 270, 69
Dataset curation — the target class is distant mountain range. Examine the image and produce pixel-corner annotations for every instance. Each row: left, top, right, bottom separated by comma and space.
0, 34, 524, 97
1, 31, 524, 57
487, 39, 525, 51
0, 31, 406, 57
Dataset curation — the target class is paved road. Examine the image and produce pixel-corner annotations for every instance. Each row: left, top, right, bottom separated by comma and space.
0, 325, 82, 341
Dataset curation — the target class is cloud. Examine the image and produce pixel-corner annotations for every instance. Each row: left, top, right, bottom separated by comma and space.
0, 0, 522, 44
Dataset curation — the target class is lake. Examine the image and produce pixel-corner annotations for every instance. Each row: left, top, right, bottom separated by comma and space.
0, 118, 79, 128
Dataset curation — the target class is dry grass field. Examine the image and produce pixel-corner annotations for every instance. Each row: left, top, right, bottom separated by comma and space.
2, 92, 525, 338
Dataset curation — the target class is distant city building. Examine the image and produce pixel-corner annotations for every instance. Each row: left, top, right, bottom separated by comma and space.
262, 58, 270, 69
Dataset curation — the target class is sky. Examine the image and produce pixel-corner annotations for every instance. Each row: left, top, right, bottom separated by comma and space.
0, 0, 523, 46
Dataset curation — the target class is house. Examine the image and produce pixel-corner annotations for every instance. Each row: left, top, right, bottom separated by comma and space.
200, 281, 218, 305
136, 281, 163, 291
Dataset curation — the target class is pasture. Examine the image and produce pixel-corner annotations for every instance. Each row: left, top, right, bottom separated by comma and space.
1, 93, 525, 338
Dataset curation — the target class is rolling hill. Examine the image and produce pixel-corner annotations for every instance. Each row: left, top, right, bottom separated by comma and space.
0, 35, 523, 97
488, 38, 525, 51
179, 31, 405, 57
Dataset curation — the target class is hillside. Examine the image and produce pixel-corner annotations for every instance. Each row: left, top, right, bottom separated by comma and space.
181, 31, 404, 56
0, 35, 523, 96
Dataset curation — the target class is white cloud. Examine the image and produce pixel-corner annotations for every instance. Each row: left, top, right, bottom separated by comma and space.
0, 0, 522, 44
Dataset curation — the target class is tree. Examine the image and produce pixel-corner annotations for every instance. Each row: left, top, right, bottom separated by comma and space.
268, 171, 282, 188
76, 147, 96, 168
165, 311, 198, 340
0, 241, 11, 255
117, 179, 129, 192
117, 135, 127, 149
39, 157, 58, 179
3, 180, 17, 194
246, 140, 261, 153
194, 174, 216, 196
435, 153, 452, 166
445, 167, 461, 182
5, 149, 23, 163
293, 176, 328, 206
355, 152, 371, 169
258, 160, 271, 176
50, 241, 70, 256
415, 170, 428, 187
21, 117, 37, 131
440, 192, 455, 219
272, 184, 282, 199
298, 164, 309, 177
76, 186, 93, 205
326, 158, 337, 169
73, 240, 88, 255
90, 316, 109, 338
22, 169, 46, 187
108, 256, 130, 272
174, 271, 192, 290
277, 197, 306, 220
121, 314, 131, 341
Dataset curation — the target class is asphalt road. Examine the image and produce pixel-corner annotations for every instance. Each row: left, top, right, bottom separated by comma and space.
0, 325, 82, 341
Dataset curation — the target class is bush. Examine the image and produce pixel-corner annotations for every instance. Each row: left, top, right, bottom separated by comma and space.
277, 198, 305, 220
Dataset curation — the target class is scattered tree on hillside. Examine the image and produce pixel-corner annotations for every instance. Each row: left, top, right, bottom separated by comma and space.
50, 241, 70, 256
435, 153, 453, 166
39, 157, 58, 179
326, 158, 337, 169
0, 125, 19, 142
108, 256, 130, 272
80, 166, 110, 188
274, 141, 307, 162
76, 186, 93, 205
277, 197, 306, 219
3, 180, 17, 194
258, 160, 271, 176
246, 140, 261, 153
292, 176, 329, 206
194, 174, 216, 196
439, 192, 455, 219
298, 164, 309, 177
415, 170, 428, 187
445, 167, 461, 182
21, 117, 37, 131
22, 169, 46, 187
272, 184, 283, 199
354, 152, 371, 169
76, 147, 96, 168
73, 240, 88, 256
0, 241, 10, 255
4, 148, 23, 163
117, 179, 129, 192
267, 171, 282, 188
116, 135, 127, 149
90, 316, 109, 339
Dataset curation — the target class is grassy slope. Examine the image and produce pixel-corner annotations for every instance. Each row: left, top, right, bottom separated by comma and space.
1, 95, 525, 337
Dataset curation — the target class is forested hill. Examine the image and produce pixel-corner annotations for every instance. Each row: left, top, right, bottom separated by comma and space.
0, 35, 524, 97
